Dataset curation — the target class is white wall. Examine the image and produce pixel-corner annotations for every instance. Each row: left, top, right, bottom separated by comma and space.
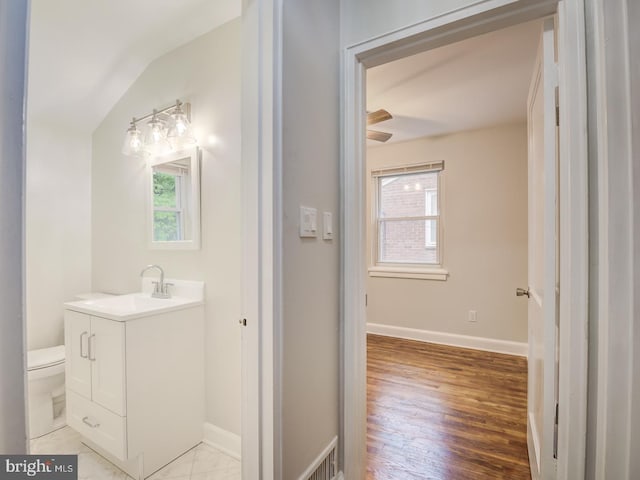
0, 0, 28, 453
25, 122, 92, 350
281, 0, 341, 477
92, 19, 242, 437
366, 123, 528, 342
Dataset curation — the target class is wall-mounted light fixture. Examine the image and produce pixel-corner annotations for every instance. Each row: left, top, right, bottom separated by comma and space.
122, 99, 197, 157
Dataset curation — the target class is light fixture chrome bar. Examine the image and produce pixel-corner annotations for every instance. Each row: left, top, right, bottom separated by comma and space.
122, 99, 196, 156
130, 100, 191, 125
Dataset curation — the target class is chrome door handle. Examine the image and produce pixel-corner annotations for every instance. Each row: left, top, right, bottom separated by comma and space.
516, 287, 530, 298
88, 334, 96, 361
82, 416, 100, 428
80, 331, 89, 359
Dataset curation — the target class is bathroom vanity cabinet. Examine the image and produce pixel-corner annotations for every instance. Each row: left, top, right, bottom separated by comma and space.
64, 302, 204, 479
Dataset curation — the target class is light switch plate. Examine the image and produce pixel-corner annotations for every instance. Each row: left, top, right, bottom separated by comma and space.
299, 206, 317, 238
323, 212, 333, 240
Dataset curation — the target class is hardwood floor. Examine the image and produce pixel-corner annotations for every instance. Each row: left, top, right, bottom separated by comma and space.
367, 334, 530, 480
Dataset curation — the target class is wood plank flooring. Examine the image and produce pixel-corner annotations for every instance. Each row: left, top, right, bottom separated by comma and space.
367, 334, 530, 480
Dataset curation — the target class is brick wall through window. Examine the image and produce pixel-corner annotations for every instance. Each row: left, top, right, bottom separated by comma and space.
377, 171, 439, 264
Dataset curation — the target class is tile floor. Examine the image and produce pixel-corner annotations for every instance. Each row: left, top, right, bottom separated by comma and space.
30, 426, 241, 480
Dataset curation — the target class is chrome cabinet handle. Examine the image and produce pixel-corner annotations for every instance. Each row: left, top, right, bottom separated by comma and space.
80, 331, 89, 359
516, 287, 531, 298
82, 416, 100, 428
88, 334, 96, 361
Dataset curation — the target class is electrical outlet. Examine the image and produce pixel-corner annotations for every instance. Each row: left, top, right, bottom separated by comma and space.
468, 310, 477, 323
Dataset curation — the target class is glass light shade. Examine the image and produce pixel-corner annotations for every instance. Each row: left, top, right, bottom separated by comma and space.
143, 115, 171, 156
167, 105, 197, 149
122, 122, 145, 156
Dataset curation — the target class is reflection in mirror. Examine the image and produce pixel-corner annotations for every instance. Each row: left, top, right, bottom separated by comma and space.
149, 147, 200, 249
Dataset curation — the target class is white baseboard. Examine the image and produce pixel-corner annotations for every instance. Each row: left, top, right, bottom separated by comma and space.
297, 436, 338, 480
367, 323, 528, 357
203, 422, 241, 460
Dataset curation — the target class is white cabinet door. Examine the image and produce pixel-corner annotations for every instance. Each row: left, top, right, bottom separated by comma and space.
90, 317, 126, 416
64, 311, 92, 399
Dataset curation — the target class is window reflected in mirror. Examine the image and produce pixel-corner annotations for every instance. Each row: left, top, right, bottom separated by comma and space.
149, 147, 200, 249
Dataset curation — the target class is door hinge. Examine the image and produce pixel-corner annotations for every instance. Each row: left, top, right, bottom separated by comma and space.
556, 105, 560, 126
365, 294, 368, 307
239, 318, 247, 326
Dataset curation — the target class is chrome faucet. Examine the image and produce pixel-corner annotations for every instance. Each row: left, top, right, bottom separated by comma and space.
140, 264, 173, 299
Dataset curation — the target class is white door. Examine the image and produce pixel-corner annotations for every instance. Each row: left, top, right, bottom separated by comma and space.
64, 311, 92, 399
90, 317, 126, 416
526, 18, 559, 480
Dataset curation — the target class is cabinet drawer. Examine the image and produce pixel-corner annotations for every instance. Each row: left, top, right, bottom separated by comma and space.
67, 390, 127, 460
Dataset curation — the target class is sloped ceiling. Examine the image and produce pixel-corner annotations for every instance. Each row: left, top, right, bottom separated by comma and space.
366, 19, 543, 145
28, 0, 241, 132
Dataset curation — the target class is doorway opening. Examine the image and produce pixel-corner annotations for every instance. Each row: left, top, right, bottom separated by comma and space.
342, 2, 588, 479
23, 2, 251, 479
364, 19, 541, 478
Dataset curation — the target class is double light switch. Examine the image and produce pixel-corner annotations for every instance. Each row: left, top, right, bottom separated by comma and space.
299, 206, 333, 240
299, 206, 318, 237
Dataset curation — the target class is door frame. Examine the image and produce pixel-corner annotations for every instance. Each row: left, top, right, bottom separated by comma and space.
0, 0, 29, 454
241, 0, 282, 478
340, 1, 589, 478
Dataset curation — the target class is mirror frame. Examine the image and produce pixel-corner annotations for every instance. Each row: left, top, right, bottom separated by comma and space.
147, 146, 201, 250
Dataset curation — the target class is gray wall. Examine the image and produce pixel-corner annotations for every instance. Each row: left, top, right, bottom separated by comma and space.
630, 1, 640, 476
341, 0, 482, 46
281, 0, 341, 477
0, 0, 28, 454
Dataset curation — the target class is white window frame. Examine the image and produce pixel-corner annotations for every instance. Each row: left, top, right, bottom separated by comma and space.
369, 162, 448, 281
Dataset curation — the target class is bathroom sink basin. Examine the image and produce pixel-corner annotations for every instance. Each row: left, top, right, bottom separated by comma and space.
64, 279, 204, 321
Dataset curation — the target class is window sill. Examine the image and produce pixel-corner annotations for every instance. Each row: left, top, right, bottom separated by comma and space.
368, 266, 449, 281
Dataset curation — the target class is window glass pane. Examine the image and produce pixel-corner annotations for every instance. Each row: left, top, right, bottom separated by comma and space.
379, 171, 438, 218
425, 189, 438, 216
154, 211, 181, 241
425, 219, 437, 247
378, 219, 438, 264
153, 172, 178, 208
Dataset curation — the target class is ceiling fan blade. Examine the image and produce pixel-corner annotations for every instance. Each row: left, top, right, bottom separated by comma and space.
367, 130, 393, 142
367, 109, 393, 126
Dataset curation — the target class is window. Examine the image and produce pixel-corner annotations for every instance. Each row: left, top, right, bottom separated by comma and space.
370, 162, 447, 280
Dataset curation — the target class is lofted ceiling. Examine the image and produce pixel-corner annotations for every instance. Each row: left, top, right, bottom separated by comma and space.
27, 0, 241, 132
366, 19, 543, 146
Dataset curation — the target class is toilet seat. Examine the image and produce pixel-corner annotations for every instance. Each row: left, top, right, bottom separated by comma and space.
28, 345, 65, 371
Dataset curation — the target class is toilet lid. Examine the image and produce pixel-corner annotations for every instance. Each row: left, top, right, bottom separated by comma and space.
27, 345, 65, 371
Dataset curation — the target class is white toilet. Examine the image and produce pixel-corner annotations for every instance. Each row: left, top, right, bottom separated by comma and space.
27, 292, 113, 439
27, 345, 66, 438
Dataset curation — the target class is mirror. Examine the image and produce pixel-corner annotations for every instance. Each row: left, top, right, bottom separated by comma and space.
148, 147, 200, 249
